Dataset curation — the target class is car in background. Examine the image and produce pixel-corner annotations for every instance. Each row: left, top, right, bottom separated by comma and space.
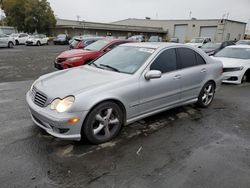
212, 45, 250, 84
54, 39, 133, 69
169, 38, 179, 43
0, 33, 15, 48
128, 35, 145, 42
186, 37, 211, 48
27, 42, 223, 144
201, 41, 235, 56
69, 36, 104, 49
26, 34, 49, 46
10, 33, 29, 45
236, 40, 250, 45
53, 34, 70, 45
148, 35, 162, 42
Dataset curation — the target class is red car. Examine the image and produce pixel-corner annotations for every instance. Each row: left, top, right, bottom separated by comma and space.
55, 39, 133, 69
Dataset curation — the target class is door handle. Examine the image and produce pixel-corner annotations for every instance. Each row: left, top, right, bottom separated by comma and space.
173, 75, 182, 80
201, 68, 207, 73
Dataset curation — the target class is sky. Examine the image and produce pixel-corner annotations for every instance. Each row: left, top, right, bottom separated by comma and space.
47, 0, 250, 26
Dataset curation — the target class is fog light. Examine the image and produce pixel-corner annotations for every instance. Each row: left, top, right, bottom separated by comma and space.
68, 118, 80, 123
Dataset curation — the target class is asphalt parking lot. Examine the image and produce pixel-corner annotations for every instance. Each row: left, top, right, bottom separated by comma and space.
1, 45, 250, 188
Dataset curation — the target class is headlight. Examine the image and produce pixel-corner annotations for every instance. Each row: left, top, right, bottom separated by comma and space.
50, 96, 75, 113
66, 56, 82, 62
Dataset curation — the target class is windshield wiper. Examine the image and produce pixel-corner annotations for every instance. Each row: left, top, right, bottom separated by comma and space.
100, 64, 120, 72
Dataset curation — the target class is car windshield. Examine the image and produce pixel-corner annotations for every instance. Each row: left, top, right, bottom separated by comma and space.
201, 42, 221, 49
70, 39, 82, 48
236, 40, 250, 45
214, 48, 250, 59
190, 38, 204, 43
30, 35, 40, 38
91, 46, 155, 74
148, 36, 159, 42
85, 39, 109, 51
10, 34, 19, 37
57, 34, 66, 38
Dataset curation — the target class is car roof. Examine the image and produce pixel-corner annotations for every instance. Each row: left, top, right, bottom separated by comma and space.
226, 45, 250, 49
121, 42, 183, 49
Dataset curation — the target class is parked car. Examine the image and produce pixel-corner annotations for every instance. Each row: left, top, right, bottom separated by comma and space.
128, 35, 145, 42
212, 45, 250, 84
69, 36, 104, 49
53, 34, 70, 45
0, 33, 15, 48
236, 40, 250, 45
186, 37, 211, 48
27, 43, 223, 144
10, 33, 29, 45
26, 34, 49, 46
54, 39, 133, 69
169, 38, 179, 43
201, 41, 235, 56
148, 35, 162, 42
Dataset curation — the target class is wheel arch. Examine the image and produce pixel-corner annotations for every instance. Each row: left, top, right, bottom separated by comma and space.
82, 98, 127, 127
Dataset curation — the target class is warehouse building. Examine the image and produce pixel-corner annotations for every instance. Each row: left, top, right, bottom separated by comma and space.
50, 19, 167, 39
112, 18, 247, 43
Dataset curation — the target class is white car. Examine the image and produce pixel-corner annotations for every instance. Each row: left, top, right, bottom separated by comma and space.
26, 34, 49, 46
0, 33, 15, 48
212, 45, 250, 84
10, 33, 29, 45
186, 37, 211, 48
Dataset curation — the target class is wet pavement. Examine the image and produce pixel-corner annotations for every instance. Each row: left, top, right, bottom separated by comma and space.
0, 46, 250, 188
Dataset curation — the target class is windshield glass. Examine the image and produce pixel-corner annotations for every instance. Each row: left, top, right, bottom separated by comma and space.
236, 40, 250, 45
85, 40, 109, 51
10, 34, 19, 37
57, 34, 66, 38
214, 48, 250, 59
191, 38, 204, 43
201, 42, 221, 49
70, 39, 82, 48
30, 35, 40, 38
91, 46, 155, 74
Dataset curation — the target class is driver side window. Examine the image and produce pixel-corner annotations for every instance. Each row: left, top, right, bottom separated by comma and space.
150, 48, 177, 74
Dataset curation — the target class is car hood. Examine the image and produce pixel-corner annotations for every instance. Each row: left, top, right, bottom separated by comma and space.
34, 65, 129, 98
201, 48, 216, 53
57, 49, 97, 58
211, 57, 249, 68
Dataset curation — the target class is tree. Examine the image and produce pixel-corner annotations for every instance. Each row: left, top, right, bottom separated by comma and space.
1, 0, 56, 34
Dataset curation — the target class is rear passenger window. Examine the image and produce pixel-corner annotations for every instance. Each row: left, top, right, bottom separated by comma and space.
177, 48, 196, 68
150, 49, 177, 73
195, 53, 206, 65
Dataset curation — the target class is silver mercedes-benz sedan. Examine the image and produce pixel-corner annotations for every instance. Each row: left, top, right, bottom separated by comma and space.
26, 43, 223, 144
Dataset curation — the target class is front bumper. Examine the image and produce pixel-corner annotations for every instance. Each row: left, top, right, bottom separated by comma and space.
222, 71, 243, 84
26, 90, 88, 141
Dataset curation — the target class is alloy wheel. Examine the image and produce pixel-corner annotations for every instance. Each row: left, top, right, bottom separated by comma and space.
201, 84, 214, 106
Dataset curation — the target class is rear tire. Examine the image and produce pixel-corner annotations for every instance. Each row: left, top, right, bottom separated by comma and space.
196, 82, 215, 108
15, 40, 19, 45
82, 101, 123, 144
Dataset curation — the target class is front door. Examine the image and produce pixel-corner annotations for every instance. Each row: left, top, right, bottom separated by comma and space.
139, 48, 181, 115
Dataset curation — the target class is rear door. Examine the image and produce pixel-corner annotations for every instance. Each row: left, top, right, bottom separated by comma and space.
176, 47, 207, 102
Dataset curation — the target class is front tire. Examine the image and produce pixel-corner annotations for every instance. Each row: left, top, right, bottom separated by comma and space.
8, 41, 14, 48
82, 101, 123, 144
196, 82, 215, 108
37, 41, 41, 46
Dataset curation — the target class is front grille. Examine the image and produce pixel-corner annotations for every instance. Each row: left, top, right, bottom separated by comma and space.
31, 87, 48, 107
56, 58, 66, 63
223, 67, 240, 72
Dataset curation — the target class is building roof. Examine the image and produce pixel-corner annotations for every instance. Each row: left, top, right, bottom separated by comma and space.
55, 19, 167, 34
112, 18, 247, 25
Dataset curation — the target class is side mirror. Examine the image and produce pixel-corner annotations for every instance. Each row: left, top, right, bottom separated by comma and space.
145, 70, 162, 80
